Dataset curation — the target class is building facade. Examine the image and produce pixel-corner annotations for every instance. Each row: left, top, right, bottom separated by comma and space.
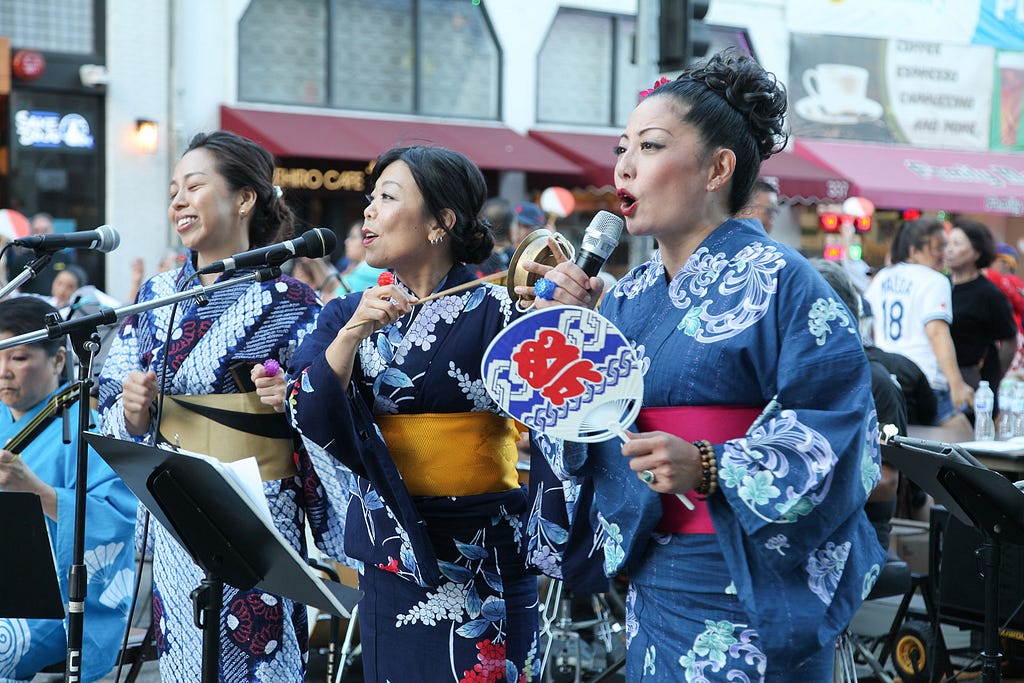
4, 0, 1024, 300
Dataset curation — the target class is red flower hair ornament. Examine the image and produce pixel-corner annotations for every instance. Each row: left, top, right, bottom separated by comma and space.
639, 76, 672, 101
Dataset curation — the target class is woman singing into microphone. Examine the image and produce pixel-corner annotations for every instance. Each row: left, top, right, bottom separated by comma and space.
531, 51, 884, 679
97, 131, 325, 682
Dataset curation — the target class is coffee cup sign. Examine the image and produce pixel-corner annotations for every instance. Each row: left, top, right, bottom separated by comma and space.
802, 64, 870, 116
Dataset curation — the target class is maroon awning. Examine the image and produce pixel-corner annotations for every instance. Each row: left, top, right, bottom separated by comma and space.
795, 139, 1024, 216
759, 150, 853, 204
220, 106, 584, 175
528, 130, 619, 188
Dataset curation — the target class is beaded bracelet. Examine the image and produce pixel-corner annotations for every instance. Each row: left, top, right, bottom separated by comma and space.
693, 439, 718, 499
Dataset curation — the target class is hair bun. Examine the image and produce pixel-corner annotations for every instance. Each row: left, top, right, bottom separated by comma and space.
689, 50, 788, 160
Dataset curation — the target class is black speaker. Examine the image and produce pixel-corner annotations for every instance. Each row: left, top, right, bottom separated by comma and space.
931, 507, 1024, 631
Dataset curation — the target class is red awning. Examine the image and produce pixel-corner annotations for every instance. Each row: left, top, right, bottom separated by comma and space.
759, 150, 853, 204
528, 130, 619, 188
794, 139, 1024, 216
220, 106, 583, 175
528, 129, 852, 201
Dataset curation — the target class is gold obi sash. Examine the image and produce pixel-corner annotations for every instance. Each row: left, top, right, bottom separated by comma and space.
157, 393, 297, 482
376, 412, 523, 497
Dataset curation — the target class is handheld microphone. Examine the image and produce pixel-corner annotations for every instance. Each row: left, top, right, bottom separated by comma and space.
575, 210, 624, 277
13, 225, 120, 253
197, 227, 338, 275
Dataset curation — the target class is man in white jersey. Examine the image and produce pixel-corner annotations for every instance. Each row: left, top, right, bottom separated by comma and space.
865, 217, 973, 429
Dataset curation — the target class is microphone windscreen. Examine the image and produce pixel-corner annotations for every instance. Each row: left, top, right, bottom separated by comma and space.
301, 228, 337, 259
95, 225, 121, 253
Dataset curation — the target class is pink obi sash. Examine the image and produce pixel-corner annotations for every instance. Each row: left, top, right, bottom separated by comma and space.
636, 405, 763, 535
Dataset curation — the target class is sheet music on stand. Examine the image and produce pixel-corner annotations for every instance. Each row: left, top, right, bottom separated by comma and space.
0, 492, 65, 619
84, 432, 360, 618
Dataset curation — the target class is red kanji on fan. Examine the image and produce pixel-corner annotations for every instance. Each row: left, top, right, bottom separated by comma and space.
511, 329, 603, 406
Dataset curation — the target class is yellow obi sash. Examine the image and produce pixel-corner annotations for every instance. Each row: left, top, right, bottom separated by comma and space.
376, 412, 522, 497
157, 393, 297, 482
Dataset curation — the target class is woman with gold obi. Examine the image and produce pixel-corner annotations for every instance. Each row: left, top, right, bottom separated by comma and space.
287, 146, 587, 683
96, 131, 323, 682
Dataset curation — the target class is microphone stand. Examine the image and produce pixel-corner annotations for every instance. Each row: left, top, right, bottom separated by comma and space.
0, 250, 54, 301
0, 266, 279, 681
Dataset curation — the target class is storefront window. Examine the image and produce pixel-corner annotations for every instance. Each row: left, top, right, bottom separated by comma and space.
239, 0, 500, 119
418, 0, 499, 118
0, 0, 96, 54
7, 90, 104, 286
538, 9, 639, 128
238, 0, 328, 106
329, 0, 414, 113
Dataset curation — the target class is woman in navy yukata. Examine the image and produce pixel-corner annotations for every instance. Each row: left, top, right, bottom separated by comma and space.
528, 49, 887, 681
288, 146, 589, 683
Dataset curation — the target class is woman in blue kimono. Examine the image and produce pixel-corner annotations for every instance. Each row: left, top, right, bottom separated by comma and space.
530, 50, 887, 681
97, 131, 323, 682
287, 146, 586, 683
0, 297, 137, 682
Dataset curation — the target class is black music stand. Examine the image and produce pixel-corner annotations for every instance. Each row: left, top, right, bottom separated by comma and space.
84, 433, 362, 683
883, 439, 1024, 683
0, 492, 64, 619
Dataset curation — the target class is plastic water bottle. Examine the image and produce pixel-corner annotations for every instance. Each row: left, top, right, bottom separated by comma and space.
974, 380, 995, 441
1014, 382, 1024, 438
998, 378, 1017, 440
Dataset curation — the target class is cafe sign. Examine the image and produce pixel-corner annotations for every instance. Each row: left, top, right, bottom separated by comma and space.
273, 166, 367, 192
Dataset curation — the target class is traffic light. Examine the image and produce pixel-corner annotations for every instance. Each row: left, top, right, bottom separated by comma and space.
658, 0, 711, 72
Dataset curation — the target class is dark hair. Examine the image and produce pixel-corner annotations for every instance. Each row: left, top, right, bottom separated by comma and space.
481, 197, 516, 243
809, 258, 860, 320
890, 217, 945, 264
752, 178, 778, 195
57, 263, 88, 288
0, 297, 63, 356
647, 49, 788, 214
952, 218, 997, 269
371, 146, 494, 263
184, 131, 296, 248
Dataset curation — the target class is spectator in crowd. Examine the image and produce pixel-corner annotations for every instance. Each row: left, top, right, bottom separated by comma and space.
736, 177, 779, 232
49, 263, 89, 310
511, 201, 547, 247
945, 218, 1017, 392
473, 197, 517, 275
813, 258, 905, 552
290, 255, 342, 303
6, 213, 76, 296
864, 217, 974, 430
986, 242, 1024, 375
337, 220, 385, 293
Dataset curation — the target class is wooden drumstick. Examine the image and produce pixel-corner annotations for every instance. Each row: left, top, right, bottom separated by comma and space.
344, 271, 505, 330
412, 271, 505, 304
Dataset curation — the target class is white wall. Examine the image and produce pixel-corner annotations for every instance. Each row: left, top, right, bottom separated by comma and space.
709, 0, 788, 82
104, 0, 172, 302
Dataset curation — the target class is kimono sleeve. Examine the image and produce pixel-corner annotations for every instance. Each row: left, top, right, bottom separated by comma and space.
97, 309, 152, 442
712, 261, 880, 560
